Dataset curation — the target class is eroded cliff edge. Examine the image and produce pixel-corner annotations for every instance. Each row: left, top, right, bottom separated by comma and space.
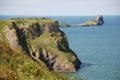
0, 18, 81, 72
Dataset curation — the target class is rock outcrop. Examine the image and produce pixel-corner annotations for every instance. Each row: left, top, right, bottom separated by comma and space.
96, 15, 104, 24
4, 22, 30, 54
78, 15, 104, 27
0, 18, 81, 72
59, 23, 71, 27
41, 20, 59, 33
4, 26, 21, 50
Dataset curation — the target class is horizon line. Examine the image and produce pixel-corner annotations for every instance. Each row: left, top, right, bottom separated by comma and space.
0, 14, 120, 16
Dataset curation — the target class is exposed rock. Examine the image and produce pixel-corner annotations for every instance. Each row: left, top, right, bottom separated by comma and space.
4, 22, 30, 54
96, 15, 104, 24
1, 18, 81, 72
30, 30, 81, 72
31, 47, 40, 59
4, 25, 21, 50
22, 20, 59, 39
22, 22, 41, 39
0, 40, 72, 80
78, 15, 104, 27
41, 20, 59, 33
31, 47, 80, 72
40, 48, 57, 70
59, 23, 71, 27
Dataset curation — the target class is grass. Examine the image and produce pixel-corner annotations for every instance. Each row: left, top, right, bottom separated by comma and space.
0, 20, 10, 32
0, 18, 82, 80
10, 18, 57, 29
30, 32, 77, 64
30, 33, 57, 49
0, 20, 15, 45
0, 40, 78, 80
80, 20, 99, 26
85, 20, 98, 24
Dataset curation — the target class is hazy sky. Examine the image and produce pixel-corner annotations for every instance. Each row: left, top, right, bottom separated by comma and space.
0, 0, 120, 15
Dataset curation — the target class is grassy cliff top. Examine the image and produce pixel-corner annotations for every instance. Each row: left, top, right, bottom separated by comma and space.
0, 18, 58, 29
11, 18, 57, 25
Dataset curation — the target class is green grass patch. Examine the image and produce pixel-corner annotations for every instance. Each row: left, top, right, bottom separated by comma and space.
0, 40, 76, 80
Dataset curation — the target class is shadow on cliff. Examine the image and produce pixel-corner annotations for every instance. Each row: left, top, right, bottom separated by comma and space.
12, 22, 30, 55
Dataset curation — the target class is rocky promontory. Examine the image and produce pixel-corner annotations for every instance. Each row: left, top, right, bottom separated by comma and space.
0, 18, 81, 73
78, 15, 104, 26
59, 23, 71, 27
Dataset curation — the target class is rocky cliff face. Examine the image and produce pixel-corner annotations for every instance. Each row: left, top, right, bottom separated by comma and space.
41, 20, 59, 33
1, 18, 81, 72
4, 22, 30, 54
4, 26, 20, 50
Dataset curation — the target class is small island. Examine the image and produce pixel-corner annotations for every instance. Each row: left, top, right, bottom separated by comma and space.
78, 15, 104, 27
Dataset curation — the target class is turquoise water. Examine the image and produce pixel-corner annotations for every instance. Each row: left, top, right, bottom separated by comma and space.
0, 16, 120, 80
60, 16, 120, 80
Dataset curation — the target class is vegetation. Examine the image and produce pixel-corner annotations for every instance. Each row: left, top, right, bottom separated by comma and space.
10, 18, 57, 29
0, 18, 82, 80
78, 15, 104, 26
30, 32, 76, 63
0, 40, 78, 80
83, 20, 98, 25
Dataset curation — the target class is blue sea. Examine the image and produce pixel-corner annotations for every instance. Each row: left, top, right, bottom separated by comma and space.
0, 15, 120, 80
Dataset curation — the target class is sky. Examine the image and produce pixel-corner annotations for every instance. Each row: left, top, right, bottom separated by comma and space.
0, 0, 120, 15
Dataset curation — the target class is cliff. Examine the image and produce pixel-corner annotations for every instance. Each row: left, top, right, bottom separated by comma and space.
78, 15, 104, 26
0, 18, 81, 79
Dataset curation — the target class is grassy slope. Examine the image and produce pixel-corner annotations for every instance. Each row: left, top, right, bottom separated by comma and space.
0, 19, 82, 80
30, 32, 76, 64
0, 40, 74, 80
0, 19, 62, 80
81, 20, 98, 26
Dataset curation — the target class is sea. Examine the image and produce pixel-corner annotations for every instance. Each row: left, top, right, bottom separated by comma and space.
0, 15, 120, 80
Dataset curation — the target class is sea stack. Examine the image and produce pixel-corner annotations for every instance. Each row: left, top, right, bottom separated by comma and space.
96, 15, 104, 24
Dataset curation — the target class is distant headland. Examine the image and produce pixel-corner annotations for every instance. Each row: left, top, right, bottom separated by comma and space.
78, 15, 104, 27
58, 15, 104, 27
